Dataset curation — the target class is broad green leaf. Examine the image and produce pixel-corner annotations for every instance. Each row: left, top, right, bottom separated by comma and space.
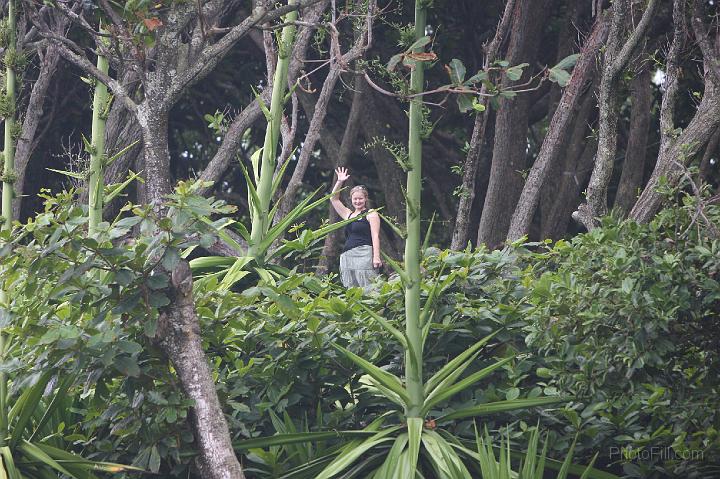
105, 170, 143, 203
238, 162, 263, 220
380, 252, 409, 285
553, 53, 580, 70
549, 68, 571, 87
356, 303, 407, 348
10, 372, 52, 447
457, 93, 475, 113
448, 59, 466, 85
19, 441, 74, 477
189, 256, 234, 270
33, 442, 145, 473
0, 447, 20, 479
46, 168, 87, 180
422, 431, 471, 479
506, 62, 529, 81
374, 434, 408, 479
408, 36, 431, 52
406, 418, 423, 477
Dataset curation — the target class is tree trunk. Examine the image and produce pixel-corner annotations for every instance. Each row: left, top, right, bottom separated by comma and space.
476, 0, 550, 249
699, 127, 720, 182
614, 66, 652, 216
630, 72, 720, 223
574, 0, 658, 230
450, 0, 516, 250
156, 262, 246, 479
138, 105, 245, 478
540, 82, 599, 239
507, 11, 609, 242
13, 45, 62, 219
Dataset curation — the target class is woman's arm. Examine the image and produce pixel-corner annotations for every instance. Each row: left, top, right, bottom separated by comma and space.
331, 167, 352, 219
367, 211, 382, 269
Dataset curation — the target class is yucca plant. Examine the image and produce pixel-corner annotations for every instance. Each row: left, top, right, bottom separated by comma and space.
233, 1, 616, 478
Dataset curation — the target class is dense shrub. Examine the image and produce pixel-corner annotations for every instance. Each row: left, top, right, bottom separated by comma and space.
2, 189, 718, 478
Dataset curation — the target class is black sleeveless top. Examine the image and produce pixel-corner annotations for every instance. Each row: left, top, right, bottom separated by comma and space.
343, 213, 373, 252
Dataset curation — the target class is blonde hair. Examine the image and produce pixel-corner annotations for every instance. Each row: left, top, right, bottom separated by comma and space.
349, 185, 369, 198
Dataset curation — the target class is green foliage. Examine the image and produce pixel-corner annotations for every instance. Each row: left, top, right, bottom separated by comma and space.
523, 197, 720, 477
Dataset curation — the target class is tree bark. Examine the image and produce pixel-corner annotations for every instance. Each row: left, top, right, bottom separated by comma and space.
476, 0, 550, 249
574, 0, 658, 230
450, 0, 516, 249
13, 45, 62, 219
136, 103, 245, 478
506, 11, 609, 241
540, 80, 598, 239
614, 65, 652, 216
630, 72, 720, 222
699, 127, 720, 182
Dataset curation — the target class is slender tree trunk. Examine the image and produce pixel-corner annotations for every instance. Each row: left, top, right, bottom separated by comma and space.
476, 0, 550, 249
631, 72, 720, 222
540, 81, 598, 239
507, 11, 609, 241
13, 45, 62, 219
574, 0, 658, 230
614, 66, 652, 216
450, 0, 516, 249
404, 0, 426, 421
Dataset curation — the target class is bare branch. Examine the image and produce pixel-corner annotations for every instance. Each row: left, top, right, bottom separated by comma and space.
166, 0, 324, 104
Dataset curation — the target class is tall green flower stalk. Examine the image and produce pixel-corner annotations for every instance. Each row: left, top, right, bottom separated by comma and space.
88, 28, 110, 234
0, 0, 18, 446
403, 0, 427, 421
248, 0, 299, 263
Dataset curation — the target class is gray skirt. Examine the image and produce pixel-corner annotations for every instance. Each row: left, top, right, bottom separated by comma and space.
340, 245, 378, 288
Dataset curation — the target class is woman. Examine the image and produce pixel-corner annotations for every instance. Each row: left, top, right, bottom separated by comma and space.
331, 167, 382, 288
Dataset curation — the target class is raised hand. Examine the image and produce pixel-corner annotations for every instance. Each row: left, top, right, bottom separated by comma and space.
335, 167, 350, 182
